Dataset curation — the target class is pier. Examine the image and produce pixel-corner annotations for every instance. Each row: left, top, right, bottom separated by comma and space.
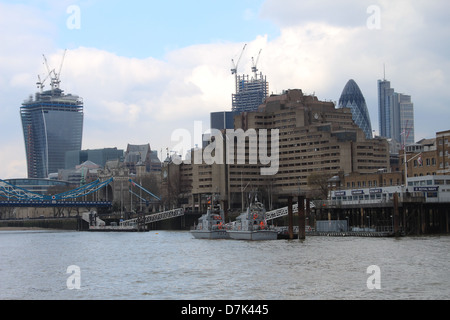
83, 208, 185, 232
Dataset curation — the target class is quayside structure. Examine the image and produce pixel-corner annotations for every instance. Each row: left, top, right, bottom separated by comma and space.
0, 178, 184, 231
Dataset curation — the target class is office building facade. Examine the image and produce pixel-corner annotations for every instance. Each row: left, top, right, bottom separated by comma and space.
21, 88, 84, 179
167, 89, 390, 210
65, 148, 124, 169
378, 79, 415, 145
210, 111, 237, 130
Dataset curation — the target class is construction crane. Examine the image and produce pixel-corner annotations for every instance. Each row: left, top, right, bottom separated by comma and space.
42, 54, 57, 91
52, 49, 67, 90
231, 44, 247, 93
36, 73, 50, 93
251, 49, 262, 79
231, 43, 247, 75
41, 49, 67, 91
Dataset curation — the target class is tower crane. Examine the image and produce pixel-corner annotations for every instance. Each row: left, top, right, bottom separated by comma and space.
36, 73, 50, 93
42, 49, 67, 91
231, 43, 247, 75
230, 44, 247, 93
251, 49, 262, 80
53, 49, 67, 90
42, 54, 57, 91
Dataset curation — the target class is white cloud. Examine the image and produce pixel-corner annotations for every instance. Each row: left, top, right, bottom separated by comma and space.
0, 0, 449, 180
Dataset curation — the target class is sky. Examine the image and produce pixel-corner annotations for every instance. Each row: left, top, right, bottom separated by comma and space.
0, 0, 449, 179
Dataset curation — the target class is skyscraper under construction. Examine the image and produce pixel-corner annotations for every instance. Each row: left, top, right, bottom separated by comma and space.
20, 53, 84, 179
232, 72, 269, 113
230, 45, 269, 113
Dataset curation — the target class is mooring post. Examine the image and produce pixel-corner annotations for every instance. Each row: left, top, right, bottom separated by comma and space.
288, 196, 293, 240
446, 208, 449, 234
393, 192, 400, 236
298, 196, 305, 240
306, 198, 311, 230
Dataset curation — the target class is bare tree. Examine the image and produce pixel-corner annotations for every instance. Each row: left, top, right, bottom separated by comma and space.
307, 172, 333, 200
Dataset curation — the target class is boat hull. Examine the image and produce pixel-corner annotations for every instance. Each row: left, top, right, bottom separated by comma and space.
190, 230, 230, 240
227, 230, 278, 241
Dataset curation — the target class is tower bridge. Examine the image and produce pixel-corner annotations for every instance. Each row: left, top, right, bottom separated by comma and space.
0, 177, 186, 230
0, 177, 114, 206
0, 177, 163, 208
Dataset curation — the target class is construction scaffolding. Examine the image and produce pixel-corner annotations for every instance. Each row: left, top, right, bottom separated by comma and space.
232, 72, 269, 113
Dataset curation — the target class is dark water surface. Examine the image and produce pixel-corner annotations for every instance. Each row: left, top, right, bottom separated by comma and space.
0, 230, 449, 300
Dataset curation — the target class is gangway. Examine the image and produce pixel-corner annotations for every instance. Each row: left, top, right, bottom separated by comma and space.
265, 201, 315, 221
265, 203, 298, 221
119, 208, 184, 227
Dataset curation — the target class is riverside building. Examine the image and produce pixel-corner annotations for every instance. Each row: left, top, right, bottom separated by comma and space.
166, 89, 390, 211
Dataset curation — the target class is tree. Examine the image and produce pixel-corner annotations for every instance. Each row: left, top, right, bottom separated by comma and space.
307, 172, 333, 200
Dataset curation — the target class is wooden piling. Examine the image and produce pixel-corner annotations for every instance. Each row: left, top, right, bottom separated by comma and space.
393, 192, 400, 236
288, 196, 293, 240
298, 196, 305, 240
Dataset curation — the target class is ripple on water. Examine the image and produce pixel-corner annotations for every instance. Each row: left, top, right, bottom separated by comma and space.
0, 230, 449, 299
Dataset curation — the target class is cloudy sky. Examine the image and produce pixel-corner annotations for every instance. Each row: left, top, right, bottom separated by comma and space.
1, 0, 449, 179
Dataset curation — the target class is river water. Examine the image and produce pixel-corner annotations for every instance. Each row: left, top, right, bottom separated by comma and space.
0, 229, 449, 300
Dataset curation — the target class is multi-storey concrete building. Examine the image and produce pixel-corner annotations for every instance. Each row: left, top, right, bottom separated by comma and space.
399, 130, 450, 180
166, 89, 390, 211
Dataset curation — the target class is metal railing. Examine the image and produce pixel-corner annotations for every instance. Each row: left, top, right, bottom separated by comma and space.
119, 208, 184, 227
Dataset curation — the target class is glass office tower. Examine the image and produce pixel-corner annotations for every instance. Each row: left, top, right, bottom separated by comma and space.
338, 79, 373, 139
21, 88, 84, 178
378, 79, 415, 145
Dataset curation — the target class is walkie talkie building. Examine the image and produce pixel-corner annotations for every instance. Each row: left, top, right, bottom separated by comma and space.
21, 87, 84, 179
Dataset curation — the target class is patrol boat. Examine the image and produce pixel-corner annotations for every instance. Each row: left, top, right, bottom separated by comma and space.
226, 201, 277, 241
190, 204, 230, 239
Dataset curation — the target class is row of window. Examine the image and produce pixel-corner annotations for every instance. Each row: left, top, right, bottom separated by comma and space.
346, 179, 400, 188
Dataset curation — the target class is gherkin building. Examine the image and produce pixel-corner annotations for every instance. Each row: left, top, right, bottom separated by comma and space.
338, 79, 373, 139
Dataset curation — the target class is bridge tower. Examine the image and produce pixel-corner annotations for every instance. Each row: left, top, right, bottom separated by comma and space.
98, 161, 131, 213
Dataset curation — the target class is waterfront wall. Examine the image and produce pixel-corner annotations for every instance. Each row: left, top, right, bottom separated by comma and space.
0, 218, 79, 230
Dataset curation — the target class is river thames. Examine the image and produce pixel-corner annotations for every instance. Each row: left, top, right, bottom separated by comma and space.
0, 229, 449, 300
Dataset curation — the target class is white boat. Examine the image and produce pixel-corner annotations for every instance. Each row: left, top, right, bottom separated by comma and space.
226, 201, 278, 241
190, 204, 230, 240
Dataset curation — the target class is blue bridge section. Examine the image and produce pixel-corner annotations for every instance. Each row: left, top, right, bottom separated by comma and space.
0, 178, 115, 208
0, 177, 160, 208
0, 200, 112, 208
